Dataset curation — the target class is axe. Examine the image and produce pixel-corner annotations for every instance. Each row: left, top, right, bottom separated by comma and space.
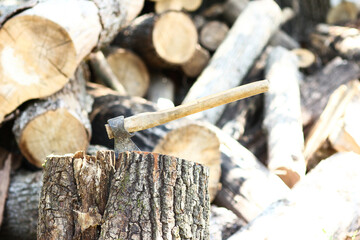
105, 80, 269, 156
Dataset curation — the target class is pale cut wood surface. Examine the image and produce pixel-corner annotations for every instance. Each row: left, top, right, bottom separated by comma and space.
264, 46, 305, 188
106, 80, 269, 137
227, 152, 360, 240
154, 124, 221, 202
106, 48, 149, 97
182, 0, 282, 124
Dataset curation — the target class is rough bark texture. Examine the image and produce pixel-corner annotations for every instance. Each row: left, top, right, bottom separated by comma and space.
264, 46, 305, 188
87, 83, 169, 152
181, 44, 210, 78
199, 20, 229, 51
0, 170, 42, 240
182, 0, 282, 124
227, 152, 360, 240
37, 150, 210, 240
0, 148, 11, 227
12, 64, 93, 167
112, 11, 198, 68
301, 56, 360, 127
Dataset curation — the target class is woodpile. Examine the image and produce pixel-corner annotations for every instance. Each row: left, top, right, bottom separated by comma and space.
1, 0, 360, 239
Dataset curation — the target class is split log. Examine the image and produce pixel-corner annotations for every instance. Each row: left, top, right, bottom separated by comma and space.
182, 0, 282, 124
181, 44, 210, 78
304, 81, 359, 170
209, 206, 245, 240
87, 83, 169, 152
199, 21, 229, 51
38, 150, 210, 239
106, 48, 150, 97
301, 57, 360, 127
0, 0, 144, 123
153, 124, 221, 202
0, 148, 11, 227
203, 123, 290, 222
328, 89, 360, 154
227, 152, 360, 240
12, 64, 93, 168
147, 72, 175, 110
88, 51, 127, 95
0, 170, 42, 240
112, 11, 198, 68
264, 46, 305, 188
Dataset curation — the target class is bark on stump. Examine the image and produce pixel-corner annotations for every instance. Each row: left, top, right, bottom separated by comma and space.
37, 150, 210, 240
182, 0, 282, 124
0, 0, 144, 123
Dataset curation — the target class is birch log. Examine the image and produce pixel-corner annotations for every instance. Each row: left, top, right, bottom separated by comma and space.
0, 0, 144, 123
147, 72, 175, 110
227, 152, 360, 240
264, 46, 305, 188
37, 151, 210, 240
182, 0, 282, 124
12, 65, 93, 168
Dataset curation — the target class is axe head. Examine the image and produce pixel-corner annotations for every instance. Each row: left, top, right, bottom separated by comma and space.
107, 116, 140, 158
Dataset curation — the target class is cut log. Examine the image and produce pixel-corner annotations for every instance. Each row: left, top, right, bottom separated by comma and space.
326, 1, 357, 24
0, 170, 42, 240
264, 46, 305, 188
153, 123, 221, 202
209, 205, 245, 240
154, 0, 202, 13
222, 0, 249, 24
328, 90, 360, 154
203, 123, 290, 222
200, 21, 229, 51
301, 57, 360, 126
87, 83, 169, 152
0, 148, 11, 227
227, 152, 360, 240
38, 150, 210, 239
0, 0, 37, 26
113, 11, 198, 68
181, 44, 210, 78
106, 48, 150, 97
147, 72, 175, 110
0, 0, 144, 123
291, 48, 316, 69
182, 0, 282, 124
12, 64, 93, 168
88, 51, 127, 95
304, 80, 359, 170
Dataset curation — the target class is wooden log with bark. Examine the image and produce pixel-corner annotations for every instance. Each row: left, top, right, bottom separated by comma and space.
264, 46, 305, 188
12, 65, 93, 168
199, 20, 229, 52
0, 0, 144, 123
153, 123, 221, 202
0, 148, 11, 227
0, 170, 42, 240
112, 11, 198, 68
182, 0, 282, 124
87, 83, 169, 152
301, 57, 360, 127
227, 152, 360, 240
154, 0, 202, 13
37, 150, 210, 239
181, 44, 210, 78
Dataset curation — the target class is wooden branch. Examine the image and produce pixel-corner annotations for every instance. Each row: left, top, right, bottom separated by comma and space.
88, 51, 127, 95
12, 64, 93, 167
0, 0, 144, 123
113, 11, 198, 68
264, 46, 305, 188
228, 152, 360, 240
182, 0, 281, 124
38, 151, 210, 239
106, 48, 150, 97
154, 123, 221, 202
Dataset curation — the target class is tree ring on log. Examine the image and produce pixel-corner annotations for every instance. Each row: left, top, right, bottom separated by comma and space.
153, 11, 198, 64
0, 15, 76, 122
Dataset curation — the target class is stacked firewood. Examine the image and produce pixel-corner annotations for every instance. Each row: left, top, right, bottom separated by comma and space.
1, 0, 360, 239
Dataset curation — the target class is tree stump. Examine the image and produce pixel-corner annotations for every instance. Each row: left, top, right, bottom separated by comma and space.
37, 150, 210, 240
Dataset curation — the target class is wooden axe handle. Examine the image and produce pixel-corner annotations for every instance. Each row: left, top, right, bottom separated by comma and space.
106, 80, 269, 138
